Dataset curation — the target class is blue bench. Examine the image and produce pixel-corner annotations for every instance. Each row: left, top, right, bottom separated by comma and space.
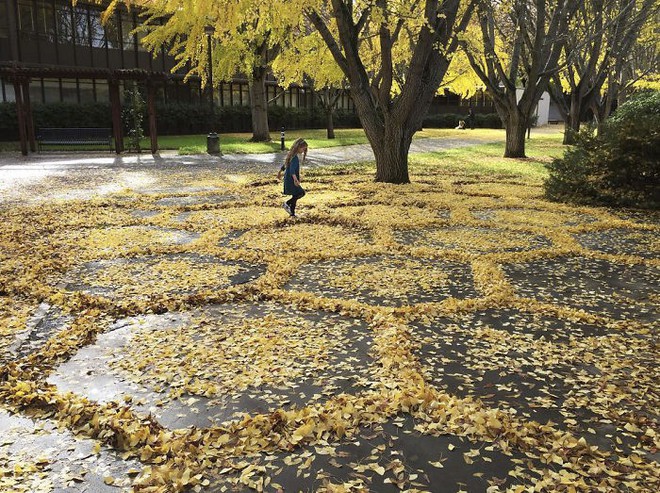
37, 128, 113, 151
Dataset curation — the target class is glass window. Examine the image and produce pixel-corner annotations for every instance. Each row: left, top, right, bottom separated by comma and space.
89, 10, 105, 48
231, 84, 241, 106
121, 15, 135, 50
61, 79, 78, 103
56, 5, 73, 43
95, 80, 109, 102
241, 85, 250, 106
136, 27, 148, 52
2, 79, 17, 102
18, 0, 35, 33
221, 83, 230, 107
43, 78, 61, 103
73, 6, 89, 45
104, 13, 120, 49
37, 1, 56, 41
29, 80, 43, 104
79, 80, 95, 102
0, 2, 8, 38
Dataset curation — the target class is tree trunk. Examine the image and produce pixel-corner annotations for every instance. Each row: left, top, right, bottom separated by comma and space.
326, 108, 335, 139
504, 112, 527, 158
365, 120, 412, 184
563, 96, 582, 145
249, 68, 271, 142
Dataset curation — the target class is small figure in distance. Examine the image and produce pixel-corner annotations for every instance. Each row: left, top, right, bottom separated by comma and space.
455, 120, 466, 130
466, 105, 475, 129
277, 138, 308, 218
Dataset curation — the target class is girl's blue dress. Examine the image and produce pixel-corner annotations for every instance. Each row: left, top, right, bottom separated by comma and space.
283, 155, 305, 196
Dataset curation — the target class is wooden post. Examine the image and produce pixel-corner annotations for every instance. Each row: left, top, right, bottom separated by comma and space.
109, 79, 123, 154
22, 79, 36, 152
147, 80, 158, 154
13, 79, 28, 156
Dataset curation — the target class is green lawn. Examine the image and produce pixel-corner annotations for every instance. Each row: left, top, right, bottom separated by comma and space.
171, 127, 507, 154
410, 131, 565, 182
0, 126, 565, 160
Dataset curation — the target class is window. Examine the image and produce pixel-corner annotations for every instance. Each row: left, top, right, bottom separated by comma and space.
1, 79, 16, 102
29, 80, 43, 104
37, 1, 56, 41
43, 79, 60, 103
221, 83, 230, 106
18, 0, 35, 33
95, 80, 109, 102
241, 85, 250, 106
231, 84, 241, 106
0, 2, 8, 38
79, 80, 95, 102
104, 13, 121, 49
56, 5, 73, 43
121, 15, 136, 50
136, 27, 149, 52
73, 6, 89, 45
61, 79, 78, 103
89, 10, 105, 48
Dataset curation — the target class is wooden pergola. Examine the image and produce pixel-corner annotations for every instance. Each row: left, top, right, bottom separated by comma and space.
0, 64, 165, 156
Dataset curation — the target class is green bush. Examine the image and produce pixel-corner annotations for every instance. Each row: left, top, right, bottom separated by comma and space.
544, 91, 660, 209
0, 101, 362, 138
0, 101, 498, 140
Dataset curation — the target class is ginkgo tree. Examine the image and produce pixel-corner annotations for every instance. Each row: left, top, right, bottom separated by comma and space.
103, 0, 288, 142
459, 0, 580, 158
300, 0, 477, 183
272, 31, 348, 139
548, 0, 658, 144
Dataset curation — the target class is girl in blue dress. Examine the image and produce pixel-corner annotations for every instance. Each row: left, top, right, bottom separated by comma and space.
277, 138, 308, 217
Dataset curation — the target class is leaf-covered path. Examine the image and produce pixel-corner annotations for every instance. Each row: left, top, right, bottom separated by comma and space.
0, 143, 658, 492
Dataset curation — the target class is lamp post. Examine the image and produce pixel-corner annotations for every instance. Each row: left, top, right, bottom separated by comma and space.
204, 25, 215, 112
204, 25, 221, 155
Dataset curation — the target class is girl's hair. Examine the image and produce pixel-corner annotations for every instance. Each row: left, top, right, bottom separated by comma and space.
285, 138, 308, 168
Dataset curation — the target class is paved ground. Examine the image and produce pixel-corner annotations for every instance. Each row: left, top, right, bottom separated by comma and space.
0, 135, 658, 492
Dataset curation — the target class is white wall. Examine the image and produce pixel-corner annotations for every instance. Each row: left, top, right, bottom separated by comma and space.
515, 89, 551, 125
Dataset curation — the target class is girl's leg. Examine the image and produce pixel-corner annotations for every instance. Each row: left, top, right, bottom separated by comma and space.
289, 191, 305, 216
288, 196, 298, 215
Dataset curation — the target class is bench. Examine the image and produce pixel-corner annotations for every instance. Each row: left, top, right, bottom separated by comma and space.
37, 128, 113, 151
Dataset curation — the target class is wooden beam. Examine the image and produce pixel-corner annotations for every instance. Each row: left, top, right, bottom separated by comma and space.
147, 81, 158, 154
13, 79, 28, 156
22, 80, 36, 152
109, 79, 123, 154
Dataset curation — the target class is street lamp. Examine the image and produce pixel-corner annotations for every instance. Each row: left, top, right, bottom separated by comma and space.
204, 24, 221, 155
204, 25, 215, 112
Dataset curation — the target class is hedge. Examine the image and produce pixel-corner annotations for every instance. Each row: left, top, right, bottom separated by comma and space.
0, 101, 502, 140
0, 102, 360, 140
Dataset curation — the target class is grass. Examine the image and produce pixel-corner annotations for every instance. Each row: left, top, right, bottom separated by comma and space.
0, 127, 567, 170
410, 131, 565, 182
165, 128, 506, 154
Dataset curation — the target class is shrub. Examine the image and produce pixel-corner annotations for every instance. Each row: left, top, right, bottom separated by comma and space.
544, 91, 660, 209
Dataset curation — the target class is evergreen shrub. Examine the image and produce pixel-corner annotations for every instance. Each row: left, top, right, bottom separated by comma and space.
545, 91, 659, 209
0, 102, 362, 140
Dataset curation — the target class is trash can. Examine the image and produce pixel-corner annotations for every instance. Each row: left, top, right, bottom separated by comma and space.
207, 132, 221, 155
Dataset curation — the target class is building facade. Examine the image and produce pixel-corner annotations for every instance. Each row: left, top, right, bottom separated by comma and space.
0, 0, 359, 111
